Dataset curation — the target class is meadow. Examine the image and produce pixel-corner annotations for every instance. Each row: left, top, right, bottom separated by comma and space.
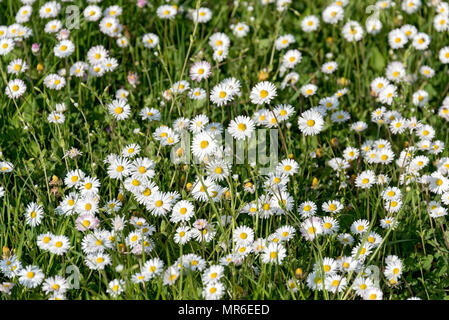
1, 0, 449, 300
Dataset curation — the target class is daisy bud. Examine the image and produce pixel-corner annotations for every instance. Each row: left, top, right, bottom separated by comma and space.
31, 43, 40, 55
311, 177, 318, 189
115, 265, 124, 272
259, 69, 269, 81
295, 268, 303, 279
137, 0, 147, 8
331, 137, 338, 147
2, 246, 10, 258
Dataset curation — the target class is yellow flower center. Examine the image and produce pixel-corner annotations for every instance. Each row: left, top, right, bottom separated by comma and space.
238, 123, 247, 131
260, 90, 268, 98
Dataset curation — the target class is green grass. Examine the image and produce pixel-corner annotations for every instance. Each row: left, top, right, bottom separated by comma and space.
1, 0, 449, 300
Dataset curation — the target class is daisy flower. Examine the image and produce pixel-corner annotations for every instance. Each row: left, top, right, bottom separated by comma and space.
388, 29, 407, 49
355, 170, 376, 189
298, 201, 317, 218
250, 81, 277, 105
322, 61, 338, 74
39, 1, 61, 18
54, 40, 75, 58
300, 84, 318, 97
231, 22, 249, 37
146, 191, 172, 217
84, 5, 102, 21
322, 5, 344, 24
210, 83, 234, 107
162, 265, 179, 285
439, 46, 449, 64
322, 200, 344, 214
366, 18, 382, 34
43, 74, 66, 90
233, 225, 255, 245
192, 132, 217, 161
209, 32, 230, 50
170, 200, 195, 223
261, 242, 287, 264
189, 61, 211, 82
0, 38, 14, 56
412, 32, 430, 50
18, 265, 44, 288
325, 274, 347, 293
351, 219, 370, 234
281, 49, 302, 69
48, 235, 70, 255
108, 99, 131, 120
7, 59, 28, 75
301, 15, 320, 32
87, 45, 108, 65
202, 281, 225, 300
25, 202, 44, 227
363, 287, 383, 300
174, 225, 192, 245
298, 109, 324, 136
5, 79, 26, 99
342, 20, 364, 42
85, 253, 111, 270
227, 116, 255, 140
42, 276, 69, 295
300, 217, 323, 241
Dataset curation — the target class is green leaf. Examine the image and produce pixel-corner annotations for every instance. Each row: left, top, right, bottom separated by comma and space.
424, 84, 437, 97
422, 255, 434, 271
258, 38, 271, 51
370, 46, 386, 72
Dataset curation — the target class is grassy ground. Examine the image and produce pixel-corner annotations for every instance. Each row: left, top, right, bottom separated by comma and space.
1, 0, 449, 300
